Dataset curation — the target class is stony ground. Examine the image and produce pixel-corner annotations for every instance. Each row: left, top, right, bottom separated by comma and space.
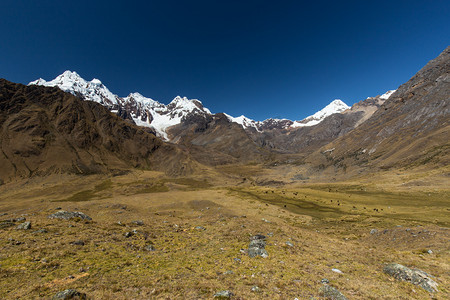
0, 170, 449, 299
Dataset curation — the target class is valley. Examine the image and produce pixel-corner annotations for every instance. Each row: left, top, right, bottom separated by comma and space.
0, 166, 449, 299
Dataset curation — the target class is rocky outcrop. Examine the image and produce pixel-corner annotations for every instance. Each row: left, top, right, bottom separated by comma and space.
318, 284, 348, 300
52, 289, 87, 300
48, 210, 92, 221
248, 234, 268, 258
383, 263, 439, 293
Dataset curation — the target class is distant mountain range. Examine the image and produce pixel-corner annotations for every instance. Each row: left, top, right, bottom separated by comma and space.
29, 71, 393, 140
1, 46, 448, 182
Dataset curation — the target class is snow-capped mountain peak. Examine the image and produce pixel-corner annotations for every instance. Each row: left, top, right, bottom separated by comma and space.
225, 99, 350, 130
125, 92, 160, 108
380, 90, 396, 100
29, 70, 119, 106
168, 96, 212, 115
291, 99, 349, 128
224, 114, 261, 131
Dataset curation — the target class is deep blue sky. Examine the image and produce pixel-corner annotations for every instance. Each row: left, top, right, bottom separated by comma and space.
1, 1, 449, 120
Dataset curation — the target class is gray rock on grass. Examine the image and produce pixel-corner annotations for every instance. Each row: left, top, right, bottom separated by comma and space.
319, 285, 348, 300
48, 210, 92, 221
383, 263, 438, 293
248, 235, 268, 258
16, 221, 31, 230
52, 289, 86, 299
214, 290, 233, 298
144, 244, 155, 251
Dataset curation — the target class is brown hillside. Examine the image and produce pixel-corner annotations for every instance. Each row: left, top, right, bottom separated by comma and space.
0, 80, 193, 182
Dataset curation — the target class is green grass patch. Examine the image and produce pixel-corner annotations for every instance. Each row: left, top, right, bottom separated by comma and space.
56, 189, 97, 202
53, 180, 113, 202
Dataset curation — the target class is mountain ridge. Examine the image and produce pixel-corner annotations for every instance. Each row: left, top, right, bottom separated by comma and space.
29, 71, 370, 140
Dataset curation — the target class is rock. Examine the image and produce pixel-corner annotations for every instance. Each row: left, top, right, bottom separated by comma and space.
319, 285, 348, 300
195, 226, 206, 231
14, 217, 26, 222
248, 247, 268, 258
132, 220, 144, 226
144, 244, 155, 251
248, 235, 268, 258
370, 229, 378, 234
214, 290, 233, 298
34, 228, 48, 233
70, 240, 85, 246
249, 239, 266, 249
286, 241, 294, 247
52, 289, 87, 299
427, 249, 433, 254
250, 234, 266, 240
48, 210, 92, 221
124, 231, 133, 238
16, 221, 31, 230
383, 263, 438, 293
251, 286, 261, 293
332, 268, 343, 274
321, 278, 329, 284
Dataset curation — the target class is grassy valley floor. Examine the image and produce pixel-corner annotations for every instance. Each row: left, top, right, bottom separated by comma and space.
0, 170, 449, 299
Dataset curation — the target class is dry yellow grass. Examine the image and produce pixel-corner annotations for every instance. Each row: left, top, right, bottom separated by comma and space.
0, 169, 449, 299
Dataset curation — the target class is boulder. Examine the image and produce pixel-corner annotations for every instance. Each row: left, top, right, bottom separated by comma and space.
16, 221, 31, 230
319, 285, 348, 300
214, 290, 233, 298
48, 210, 92, 221
144, 244, 155, 251
52, 289, 86, 299
383, 263, 438, 293
248, 235, 268, 258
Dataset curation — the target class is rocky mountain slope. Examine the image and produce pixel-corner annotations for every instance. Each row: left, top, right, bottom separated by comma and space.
246, 90, 395, 154
0, 80, 195, 182
305, 46, 450, 175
